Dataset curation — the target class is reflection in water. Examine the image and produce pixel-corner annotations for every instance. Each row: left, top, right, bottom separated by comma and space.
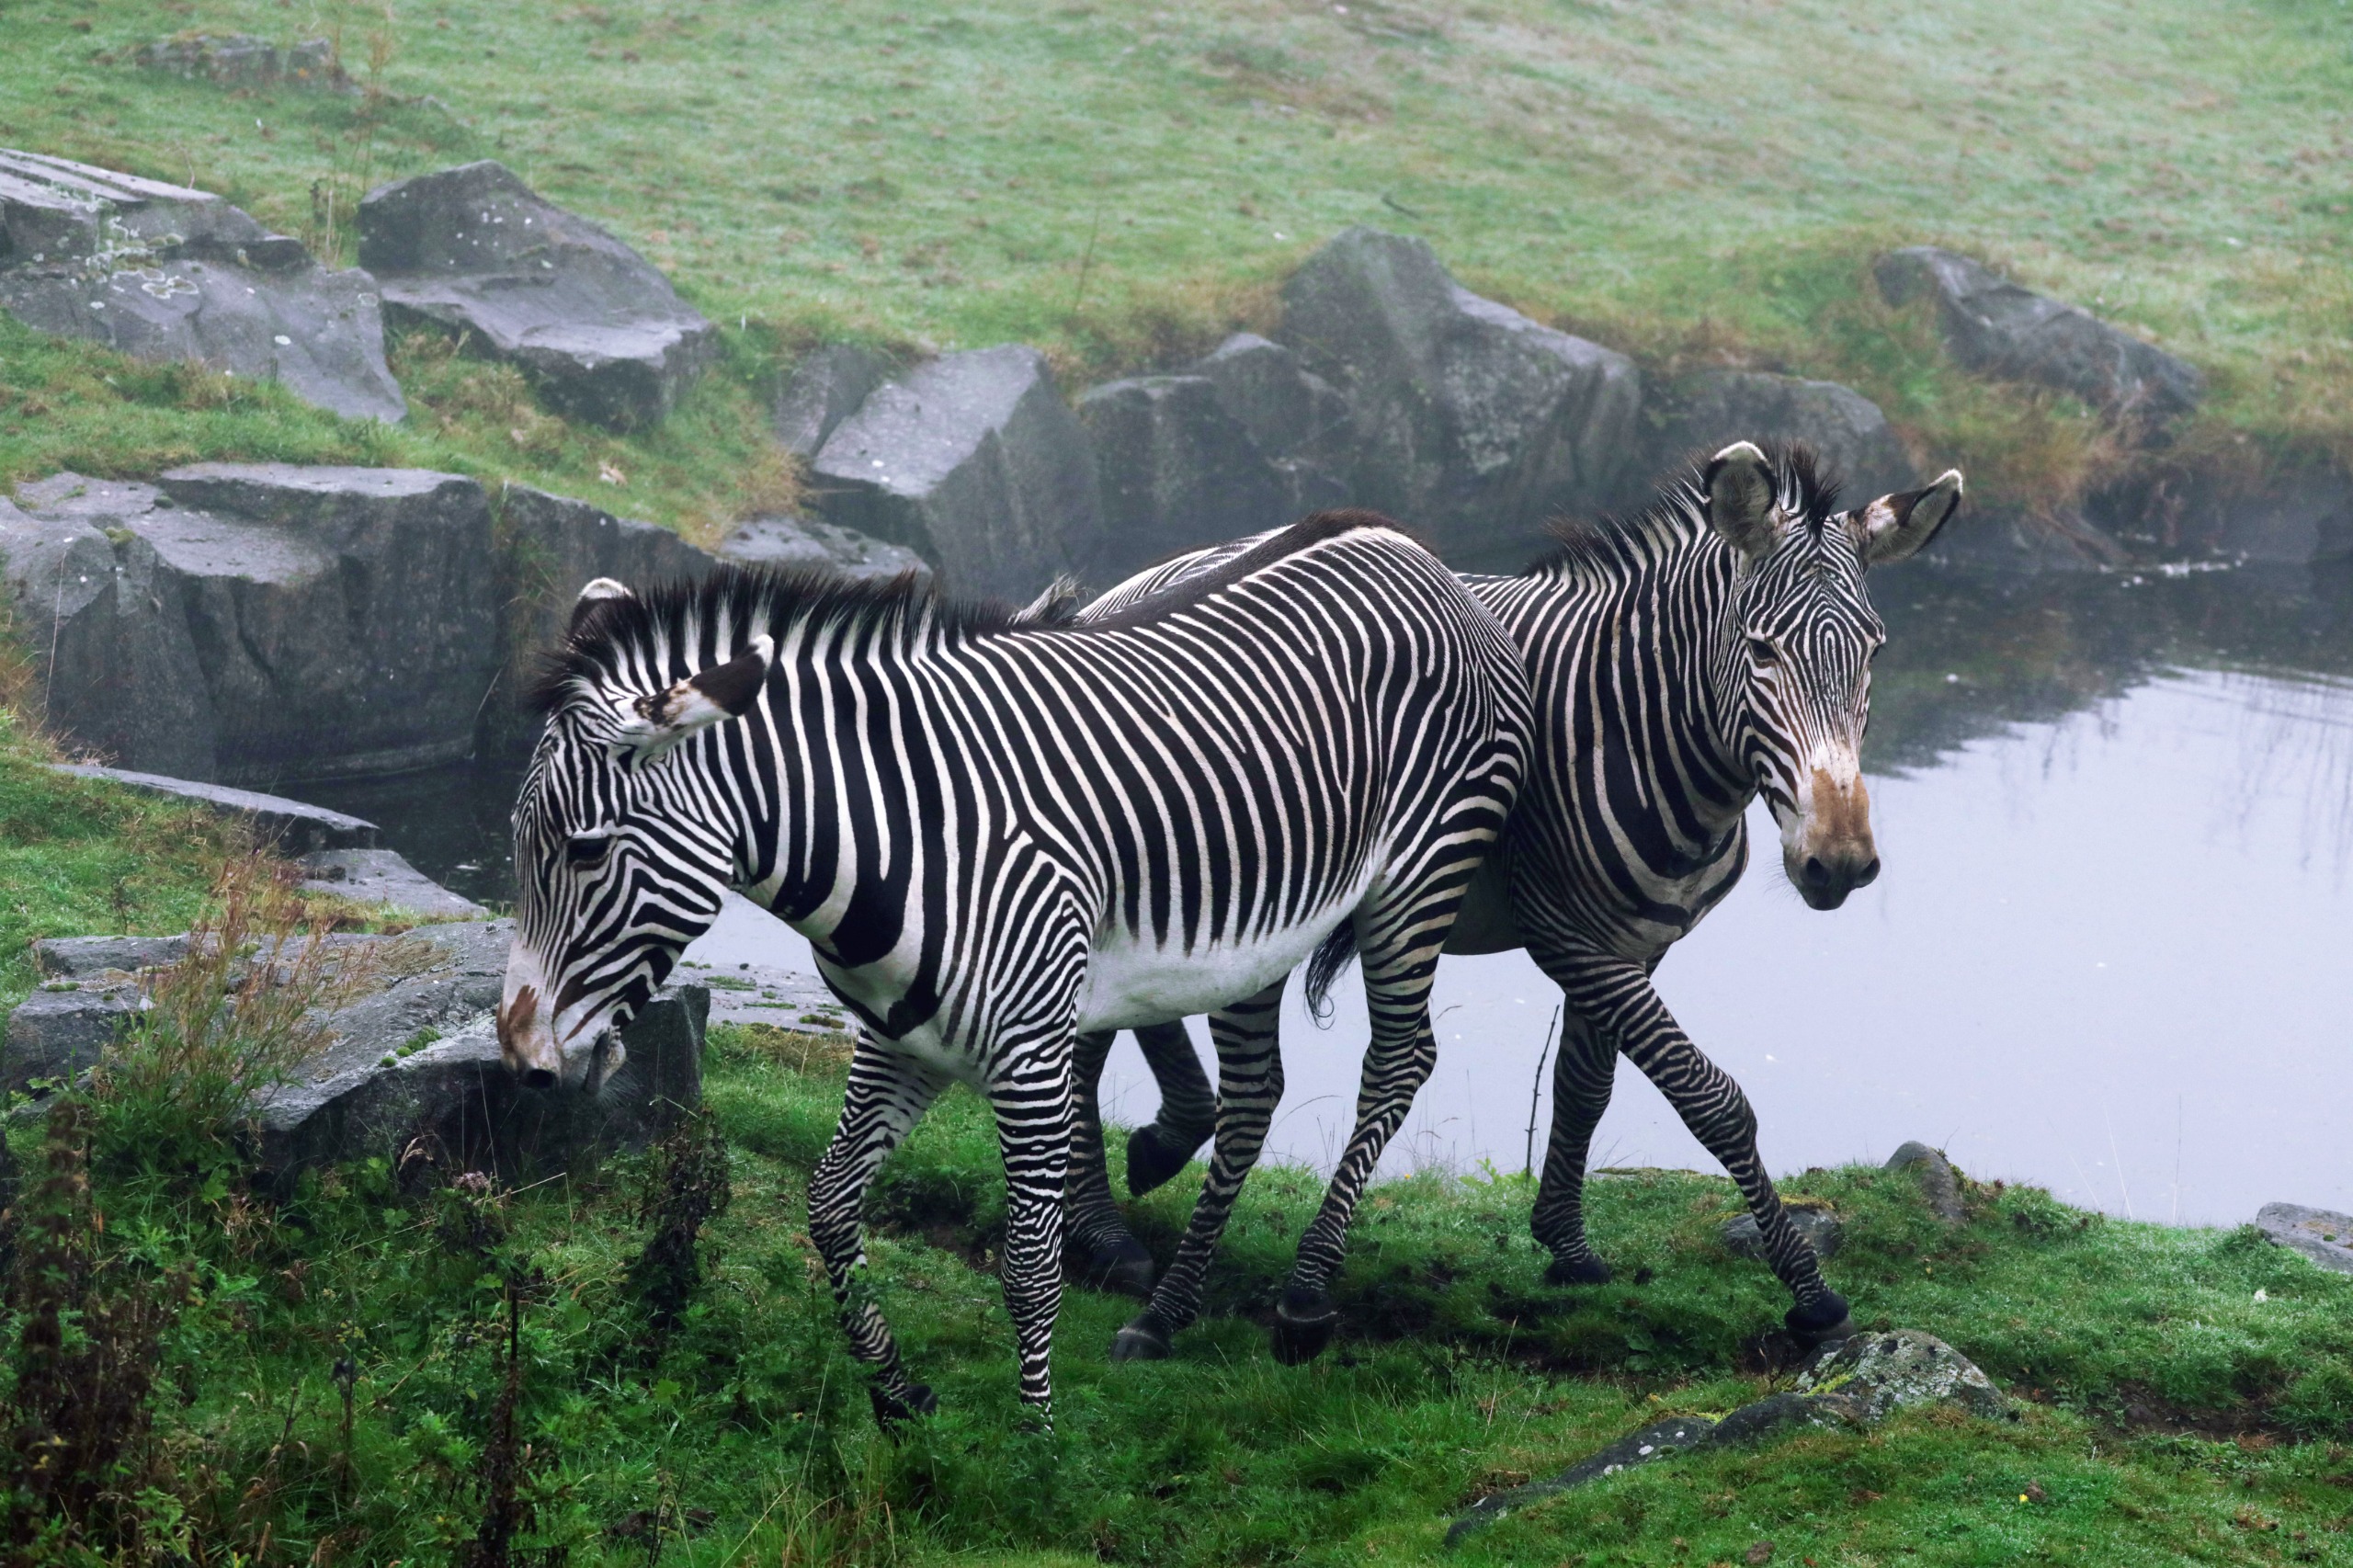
299, 564, 2353, 1227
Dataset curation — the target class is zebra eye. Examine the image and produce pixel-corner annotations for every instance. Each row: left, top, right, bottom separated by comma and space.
565, 832, 616, 868
1747, 637, 1779, 665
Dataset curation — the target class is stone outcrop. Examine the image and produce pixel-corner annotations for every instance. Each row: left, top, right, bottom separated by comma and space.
1190, 332, 1353, 520
1077, 374, 1290, 581
3, 466, 496, 785
297, 848, 487, 918
2089, 458, 2353, 565
1446, 1329, 2007, 1543
1277, 227, 1640, 567
47, 766, 380, 851
1875, 246, 2202, 439
0, 149, 404, 422
134, 34, 349, 91
1643, 370, 1915, 503
1886, 1141, 1969, 1225
715, 515, 926, 579
775, 344, 896, 459
2256, 1202, 2353, 1275
1722, 1202, 1843, 1263
810, 345, 1103, 600
358, 161, 716, 429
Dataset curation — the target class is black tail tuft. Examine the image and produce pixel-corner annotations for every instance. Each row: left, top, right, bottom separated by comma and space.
1302, 920, 1359, 1023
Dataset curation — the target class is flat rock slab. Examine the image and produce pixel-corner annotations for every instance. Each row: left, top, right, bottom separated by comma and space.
1446, 1329, 2007, 1544
0, 149, 403, 423
1645, 370, 1914, 502
675, 956, 846, 1030
2256, 1203, 2353, 1275
1278, 226, 1639, 567
811, 344, 1102, 601
6, 983, 146, 1092
298, 848, 486, 918
1722, 1203, 1843, 1263
716, 515, 927, 580
6, 466, 496, 784
1876, 246, 2201, 439
48, 766, 379, 850
358, 160, 716, 430
134, 34, 350, 91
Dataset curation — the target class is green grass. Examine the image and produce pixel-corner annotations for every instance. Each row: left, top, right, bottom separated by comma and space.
3, 0, 2352, 524
16, 1019, 2347, 1565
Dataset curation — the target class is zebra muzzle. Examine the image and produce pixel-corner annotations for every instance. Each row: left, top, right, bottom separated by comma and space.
495, 984, 561, 1089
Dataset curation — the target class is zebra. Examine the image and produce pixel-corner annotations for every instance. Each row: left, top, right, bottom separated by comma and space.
496, 512, 1530, 1422
1060, 442, 1963, 1352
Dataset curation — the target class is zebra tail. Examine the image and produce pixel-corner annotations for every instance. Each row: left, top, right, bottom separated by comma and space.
1302, 920, 1359, 1021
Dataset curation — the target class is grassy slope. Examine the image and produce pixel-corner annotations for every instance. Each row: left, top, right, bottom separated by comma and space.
0, 0, 2349, 527
50, 1022, 2348, 1567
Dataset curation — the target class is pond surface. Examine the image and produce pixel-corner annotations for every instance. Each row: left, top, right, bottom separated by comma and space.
304, 562, 2353, 1228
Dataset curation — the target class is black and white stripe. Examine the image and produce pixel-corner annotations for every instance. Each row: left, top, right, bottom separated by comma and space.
499, 513, 1529, 1419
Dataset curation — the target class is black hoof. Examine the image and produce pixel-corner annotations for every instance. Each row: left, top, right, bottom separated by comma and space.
1109, 1313, 1175, 1362
1074, 1235, 1158, 1298
1125, 1124, 1203, 1197
1544, 1254, 1613, 1288
1269, 1287, 1338, 1366
869, 1381, 938, 1431
1787, 1292, 1855, 1348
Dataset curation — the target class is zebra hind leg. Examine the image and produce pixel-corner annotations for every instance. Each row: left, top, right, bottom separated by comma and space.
1110, 983, 1284, 1362
807, 1036, 949, 1429
1065, 1028, 1156, 1297
1527, 1007, 1618, 1287
987, 1032, 1081, 1417
1124, 1020, 1217, 1196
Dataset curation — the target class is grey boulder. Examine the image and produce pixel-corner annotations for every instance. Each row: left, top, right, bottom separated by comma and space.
2256, 1202, 2353, 1275
1643, 370, 1915, 502
1077, 374, 1290, 582
1278, 227, 1640, 566
298, 848, 487, 918
811, 345, 1103, 600
46, 766, 379, 852
1722, 1202, 1843, 1263
1885, 1140, 1969, 1224
1191, 332, 1353, 519
0, 149, 403, 423
1876, 246, 2202, 438
775, 344, 897, 459
134, 34, 349, 91
6, 983, 145, 1093
4, 466, 497, 784
358, 160, 717, 430
715, 514, 926, 580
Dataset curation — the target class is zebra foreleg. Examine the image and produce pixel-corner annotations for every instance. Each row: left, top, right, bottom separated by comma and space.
1526, 1007, 1619, 1286
1125, 1020, 1217, 1195
1555, 956, 1852, 1342
1064, 1028, 1156, 1297
807, 1036, 949, 1429
1110, 983, 1284, 1362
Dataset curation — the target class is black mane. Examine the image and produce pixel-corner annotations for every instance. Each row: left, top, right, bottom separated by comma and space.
1525, 440, 1845, 578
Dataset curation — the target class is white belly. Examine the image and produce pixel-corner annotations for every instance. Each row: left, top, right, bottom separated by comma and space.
1076, 913, 1345, 1031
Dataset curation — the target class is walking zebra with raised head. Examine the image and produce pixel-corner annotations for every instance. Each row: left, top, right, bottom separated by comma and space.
1062, 442, 1963, 1350
496, 512, 1529, 1422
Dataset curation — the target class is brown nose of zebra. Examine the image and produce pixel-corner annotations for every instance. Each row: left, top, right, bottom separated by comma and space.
1799, 848, 1880, 908
1789, 769, 1878, 909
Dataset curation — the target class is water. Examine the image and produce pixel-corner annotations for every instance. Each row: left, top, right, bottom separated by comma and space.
303, 563, 2353, 1228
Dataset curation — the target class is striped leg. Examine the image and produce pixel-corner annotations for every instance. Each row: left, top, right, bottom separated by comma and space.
808, 1033, 949, 1427
989, 1025, 1080, 1415
1065, 1028, 1156, 1296
1109, 984, 1285, 1361
1547, 951, 1851, 1339
1525, 1007, 1618, 1285
1125, 1021, 1217, 1195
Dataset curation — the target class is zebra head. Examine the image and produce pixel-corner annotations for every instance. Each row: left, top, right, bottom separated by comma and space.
498, 579, 775, 1088
1701, 441, 1963, 911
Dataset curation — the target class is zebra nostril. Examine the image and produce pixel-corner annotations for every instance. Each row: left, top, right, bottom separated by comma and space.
519, 1066, 557, 1091
1802, 856, 1831, 888
1856, 857, 1881, 887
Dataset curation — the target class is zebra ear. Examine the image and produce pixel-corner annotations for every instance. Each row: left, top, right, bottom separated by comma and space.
618, 633, 775, 756
1701, 442, 1781, 558
1855, 470, 1964, 565
570, 577, 634, 635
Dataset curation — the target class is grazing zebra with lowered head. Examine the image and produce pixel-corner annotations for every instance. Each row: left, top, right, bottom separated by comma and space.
496, 512, 1529, 1422
1063, 442, 1963, 1351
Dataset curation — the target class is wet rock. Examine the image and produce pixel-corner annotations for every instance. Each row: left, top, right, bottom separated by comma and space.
1875, 246, 2202, 440
1077, 374, 1291, 581
47, 767, 379, 851
1277, 227, 1640, 567
1190, 331, 1353, 519
134, 34, 349, 91
298, 848, 487, 918
358, 161, 716, 429
675, 955, 844, 1029
1443, 1415, 1715, 1543
1722, 1202, 1844, 1263
811, 345, 1103, 600
1643, 370, 1914, 501
0, 149, 404, 422
715, 514, 926, 580
2256, 1202, 2353, 1275
494, 483, 716, 690
33, 935, 191, 979
2090, 458, 2353, 565
775, 343, 897, 458
1886, 1141, 1968, 1225
4, 466, 497, 784
5, 984, 145, 1093
1793, 1329, 2011, 1424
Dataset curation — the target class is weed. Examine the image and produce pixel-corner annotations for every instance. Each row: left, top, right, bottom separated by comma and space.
628, 1107, 733, 1355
